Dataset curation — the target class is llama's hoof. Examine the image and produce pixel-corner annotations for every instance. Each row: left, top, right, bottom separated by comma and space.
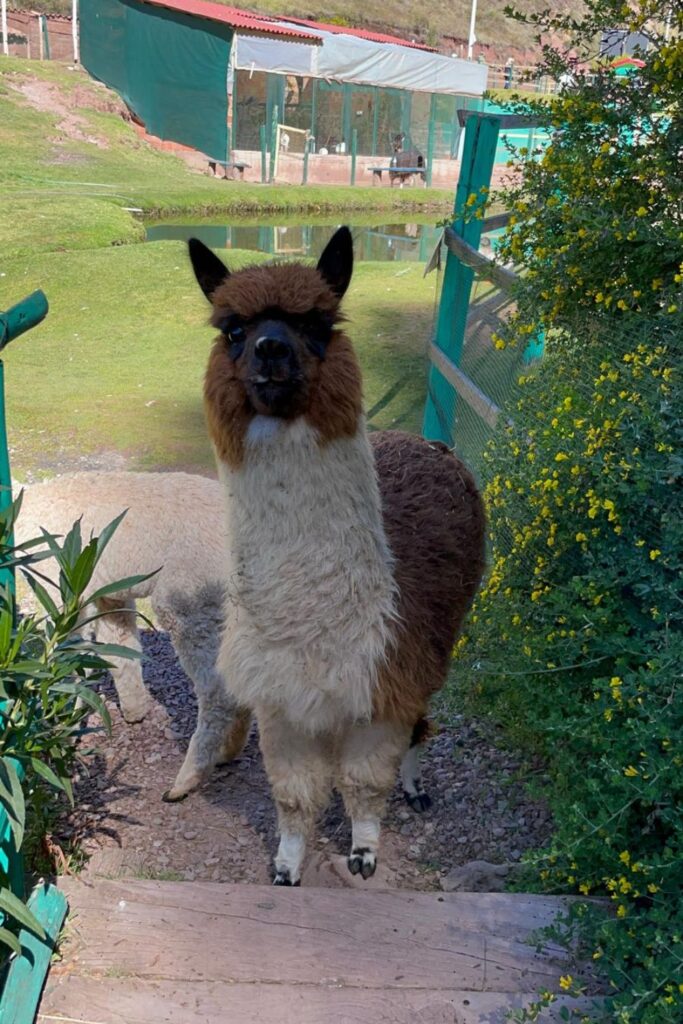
161, 788, 189, 803
273, 869, 300, 886
120, 695, 153, 724
348, 848, 377, 879
404, 789, 432, 813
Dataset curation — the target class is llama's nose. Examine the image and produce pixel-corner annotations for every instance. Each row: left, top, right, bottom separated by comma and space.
255, 335, 293, 361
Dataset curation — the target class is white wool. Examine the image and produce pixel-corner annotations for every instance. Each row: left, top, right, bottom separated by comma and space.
217, 417, 398, 733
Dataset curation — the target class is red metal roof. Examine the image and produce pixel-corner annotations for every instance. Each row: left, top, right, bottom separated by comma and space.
140, 0, 321, 41
278, 15, 436, 52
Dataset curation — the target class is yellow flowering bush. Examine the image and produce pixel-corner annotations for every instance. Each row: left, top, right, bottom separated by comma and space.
455, 3, 683, 1022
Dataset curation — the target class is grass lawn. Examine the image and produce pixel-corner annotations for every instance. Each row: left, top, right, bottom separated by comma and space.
2, 244, 433, 478
0, 56, 452, 244
0, 57, 443, 478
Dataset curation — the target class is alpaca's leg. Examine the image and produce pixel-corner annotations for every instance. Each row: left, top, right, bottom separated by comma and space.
158, 588, 244, 802
258, 709, 331, 886
219, 705, 252, 762
401, 716, 432, 813
95, 598, 152, 724
339, 720, 411, 879
162, 678, 244, 802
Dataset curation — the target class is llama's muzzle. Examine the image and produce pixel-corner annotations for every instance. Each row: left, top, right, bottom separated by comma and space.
247, 320, 305, 417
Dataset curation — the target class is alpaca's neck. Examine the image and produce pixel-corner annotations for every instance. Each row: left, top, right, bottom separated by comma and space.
216, 415, 397, 730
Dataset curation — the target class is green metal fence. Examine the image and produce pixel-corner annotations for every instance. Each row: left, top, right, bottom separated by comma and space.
0, 292, 68, 1024
422, 111, 544, 475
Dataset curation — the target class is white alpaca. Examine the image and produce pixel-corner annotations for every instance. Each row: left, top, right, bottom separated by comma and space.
190, 228, 486, 884
14, 471, 250, 801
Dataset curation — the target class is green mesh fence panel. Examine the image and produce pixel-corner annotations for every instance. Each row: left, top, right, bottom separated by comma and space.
81, 0, 232, 160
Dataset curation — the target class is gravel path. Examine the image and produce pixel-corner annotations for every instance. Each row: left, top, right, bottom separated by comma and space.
58, 630, 553, 890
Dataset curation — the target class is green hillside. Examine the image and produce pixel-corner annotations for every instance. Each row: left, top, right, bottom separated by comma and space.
14, 0, 582, 56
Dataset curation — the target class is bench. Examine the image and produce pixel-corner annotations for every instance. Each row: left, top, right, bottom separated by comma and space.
208, 159, 251, 181
367, 165, 427, 187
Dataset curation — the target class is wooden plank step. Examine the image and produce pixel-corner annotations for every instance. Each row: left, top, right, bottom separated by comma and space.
40, 977, 598, 1024
39, 879, 598, 1024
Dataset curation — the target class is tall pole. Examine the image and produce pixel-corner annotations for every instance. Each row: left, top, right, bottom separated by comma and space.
72, 0, 79, 62
2, 0, 9, 58
467, 0, 477, 60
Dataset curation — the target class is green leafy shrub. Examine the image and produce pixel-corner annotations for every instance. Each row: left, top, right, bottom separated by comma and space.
454, 2, 683, 1021
0, 493, 146, 966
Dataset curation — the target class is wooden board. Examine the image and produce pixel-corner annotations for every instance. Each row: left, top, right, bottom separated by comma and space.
1, 881, 68, 1024
40, 977, 599, 1024
39, 880, 599, 1024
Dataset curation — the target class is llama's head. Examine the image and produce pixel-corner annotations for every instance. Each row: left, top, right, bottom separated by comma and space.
189, 227, 363, 467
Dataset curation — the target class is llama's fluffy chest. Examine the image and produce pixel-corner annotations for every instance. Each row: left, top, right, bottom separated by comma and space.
217, 418, 397, 732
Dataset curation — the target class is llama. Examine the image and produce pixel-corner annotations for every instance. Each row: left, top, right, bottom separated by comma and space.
189, 228, 486, 884
15, 471, 250, 802
389, 132, 426, 186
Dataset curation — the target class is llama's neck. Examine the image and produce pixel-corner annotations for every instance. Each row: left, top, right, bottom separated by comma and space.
216, 415, 397, 731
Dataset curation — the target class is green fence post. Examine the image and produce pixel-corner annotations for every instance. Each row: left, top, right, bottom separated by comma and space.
269, 103, 278, 183
350, 128, 357, 186
259, 124, 267, 183
0, 290, 49, 593
426, 96, 436, 187
422, 114, 501, 444
371, 86, 379, 156
302, 136, 310, 185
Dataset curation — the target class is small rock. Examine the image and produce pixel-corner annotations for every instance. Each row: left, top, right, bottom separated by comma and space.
183, 830, 198, 841
440, 860, 511, 893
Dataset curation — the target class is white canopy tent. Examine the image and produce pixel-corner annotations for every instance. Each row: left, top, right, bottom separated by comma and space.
233, 24, 487, 98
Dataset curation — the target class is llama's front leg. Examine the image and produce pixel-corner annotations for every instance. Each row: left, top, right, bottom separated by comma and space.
339, 720, 411, 879
95, 598, 152, 724
258, 709, 331, 886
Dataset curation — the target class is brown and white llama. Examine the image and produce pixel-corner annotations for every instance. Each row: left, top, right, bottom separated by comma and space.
189, 228, 486, 884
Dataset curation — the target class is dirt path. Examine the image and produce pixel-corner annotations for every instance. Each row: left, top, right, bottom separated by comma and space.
57, 630, 553, 890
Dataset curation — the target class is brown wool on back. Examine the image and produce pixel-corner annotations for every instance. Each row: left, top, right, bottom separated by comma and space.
370, 431, 487, 727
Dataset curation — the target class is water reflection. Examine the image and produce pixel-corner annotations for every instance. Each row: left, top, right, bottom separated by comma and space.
145, 221, 445, 263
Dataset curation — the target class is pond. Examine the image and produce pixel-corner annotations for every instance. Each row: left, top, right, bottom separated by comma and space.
145, 217, 445, 263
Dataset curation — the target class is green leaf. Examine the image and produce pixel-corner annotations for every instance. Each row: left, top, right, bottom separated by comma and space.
68, 538, 100, 598
28, 757, 66, 794
0, 925, 21, 957
94, 509, 127, 560
50, 682, 111, 728
87, 570, 158, 605
0, 888, 46, 939
0, 758, 25, 850
23, 573, 59, 620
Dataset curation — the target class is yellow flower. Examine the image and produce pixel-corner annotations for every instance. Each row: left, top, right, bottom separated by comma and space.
619, 850, 630, 865
610, 677, 621, 687
559, 975, 573, 991
649, 549, 661, 561
617, 904, 627, 918
635, 206, 647, 217
576, 532, 587, 542
624, 765, 639, 777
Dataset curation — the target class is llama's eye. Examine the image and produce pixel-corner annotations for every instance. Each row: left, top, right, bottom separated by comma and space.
303, 314, 333, 360
226, 324, 246, 359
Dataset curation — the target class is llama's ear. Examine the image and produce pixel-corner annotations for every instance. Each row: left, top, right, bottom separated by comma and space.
188, 238, 230, 301
316, 226, 353, 299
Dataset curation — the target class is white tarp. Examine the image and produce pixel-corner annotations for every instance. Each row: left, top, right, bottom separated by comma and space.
234, 35, 315, 78
234, 28, 487, 97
